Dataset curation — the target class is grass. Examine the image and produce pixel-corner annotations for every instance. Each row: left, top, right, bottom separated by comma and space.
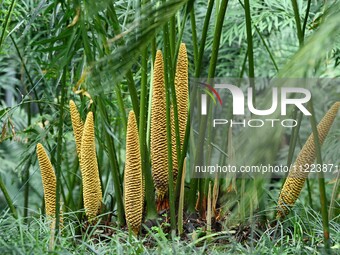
0, 205, 339, 255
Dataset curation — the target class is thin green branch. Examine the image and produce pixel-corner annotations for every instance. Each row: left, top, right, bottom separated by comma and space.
308, 99, 330, 252
286, 110, 303, 168
253, 25, 278, 72
0, 175, 18, 219
302, 0, 312, 38
291, 0, 304, 45
140, 47, 157, 218
97, 99, 125, 226
244, 0, 255, 104
114, 84, 128, 131
238, 0, 278, 72
194, 0, 215, 77
189, 0, 229, 213
126, 71, 140, 122
54, 67, 67, 236
190, 7, 198, 65
208, 0, 229, 78
163, 21, 176, 233
0, 0, 16, 49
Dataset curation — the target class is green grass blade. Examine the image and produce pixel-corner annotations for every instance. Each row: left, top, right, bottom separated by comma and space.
0, 0, 16, 49
0, 175, 18, 219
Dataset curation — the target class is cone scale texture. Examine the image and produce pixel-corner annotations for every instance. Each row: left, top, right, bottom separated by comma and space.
150, 50, 169, 200
36, 143, 56, 217
69, 100, 84, 157
124, 111, 143, 235
172, 43, 189, 184
80, 112, 102, 220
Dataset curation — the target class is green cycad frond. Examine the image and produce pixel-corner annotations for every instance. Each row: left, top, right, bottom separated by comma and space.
87, 0, 189, 95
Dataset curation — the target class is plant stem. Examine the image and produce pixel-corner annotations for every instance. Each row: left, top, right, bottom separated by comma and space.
187, 0, 215, 212
244, 0, 255, 104
178, 158, 186, 235
189, 0, 229, 213
163, 21, 176, 233
54, 67, 67, 236
194, 0, 215, 77
107, 3, 140, 122
23, 159, 31, 222
126, 71, 140, 122
170, 16, 176, 57
286, 110, 302, 168
114, 84, 127, 130
253, 25, 278, 72
175, 109, 190, 199
10, 36, 45, 124
190, 7, 198, 65
306, 179, 314, 209
140, 47, 157, 218
0, 175, 18, 219
291, 0, 304, 45
302, 0, 312, 39
308, 99, 330, 252
97, 99, 125, 226
65, 157, 79, 210
0, 0, 16, 49
208, 0, 229, 78
329, 169, 340, 219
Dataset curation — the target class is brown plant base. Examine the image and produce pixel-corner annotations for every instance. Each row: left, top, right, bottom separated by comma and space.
156, 197, 169, 212
195, 195, 207, 220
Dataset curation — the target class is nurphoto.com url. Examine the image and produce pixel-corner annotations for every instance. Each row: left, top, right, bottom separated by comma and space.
194, 163, 339, 175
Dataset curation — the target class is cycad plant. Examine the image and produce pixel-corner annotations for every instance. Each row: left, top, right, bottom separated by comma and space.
1, 1, 340, 253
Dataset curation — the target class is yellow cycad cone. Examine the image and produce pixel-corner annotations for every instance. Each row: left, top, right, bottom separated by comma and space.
172, 43, 189, 183
36, 143, 63, 244
36, 143, 56, 217
69, 100, 84, 157
80, 112, 102, 220
277, 102, 340, 218
124, 111, 143, 235
150, 50, 169, 202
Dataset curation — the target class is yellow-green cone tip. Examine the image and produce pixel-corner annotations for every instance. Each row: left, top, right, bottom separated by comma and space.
69, 100, 84, 157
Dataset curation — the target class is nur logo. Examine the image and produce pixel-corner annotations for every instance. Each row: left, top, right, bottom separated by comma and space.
201, 84, 312, 116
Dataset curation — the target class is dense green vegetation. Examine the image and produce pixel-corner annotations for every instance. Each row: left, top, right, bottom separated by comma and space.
1, 0, 340, 254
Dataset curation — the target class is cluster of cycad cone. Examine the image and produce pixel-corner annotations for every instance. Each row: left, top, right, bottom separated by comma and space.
36, 44, 340, 236
35, 43, 189, 236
